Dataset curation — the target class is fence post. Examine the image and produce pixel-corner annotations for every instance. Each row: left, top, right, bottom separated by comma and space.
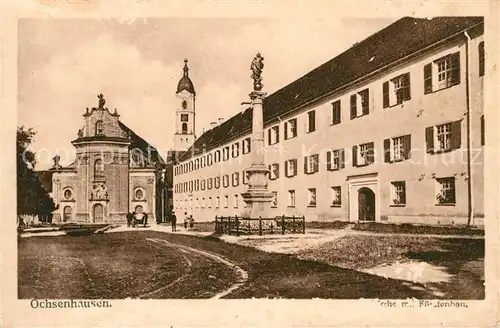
302, 216, 306, 234
259, 216, 262, 236
236, 215, 239, 236
292, 215, 295, 233
215, 215, 218, 233
282, 215, 285, 235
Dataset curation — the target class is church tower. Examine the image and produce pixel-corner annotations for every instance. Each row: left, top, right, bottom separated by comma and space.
174, 59, 196, 151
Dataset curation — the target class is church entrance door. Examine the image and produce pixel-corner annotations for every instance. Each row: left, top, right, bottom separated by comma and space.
93, 204, 104, 223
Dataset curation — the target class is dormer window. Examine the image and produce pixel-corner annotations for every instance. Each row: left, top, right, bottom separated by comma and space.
95, 120, 104, 136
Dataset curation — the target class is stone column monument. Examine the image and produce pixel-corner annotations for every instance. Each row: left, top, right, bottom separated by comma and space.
241, 53, 274, 218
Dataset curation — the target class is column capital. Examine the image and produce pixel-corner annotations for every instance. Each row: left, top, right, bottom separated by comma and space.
249, 91, 267, 101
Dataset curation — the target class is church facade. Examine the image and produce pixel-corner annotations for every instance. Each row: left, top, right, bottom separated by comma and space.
172, 17, 485, 225
44, 94, 166, 224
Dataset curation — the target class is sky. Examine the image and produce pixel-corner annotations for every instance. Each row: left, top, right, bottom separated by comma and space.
18, 17, 395, 170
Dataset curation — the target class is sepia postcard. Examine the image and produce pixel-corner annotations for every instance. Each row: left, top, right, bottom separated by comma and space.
1, 1, 500, 327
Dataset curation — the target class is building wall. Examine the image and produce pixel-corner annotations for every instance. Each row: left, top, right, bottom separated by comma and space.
83, 108, 126, 139
52, 171, 78, 223
130, 170, 157, 219
51, 148, 161, 224
173, 32, 484, 225
72, 144, 130, 223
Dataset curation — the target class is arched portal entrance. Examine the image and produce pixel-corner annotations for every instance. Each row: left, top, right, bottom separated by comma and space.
63, 206, 72, 222
135, 205, 143, 214
358, 187, 375, 221
93, 204, 104, 223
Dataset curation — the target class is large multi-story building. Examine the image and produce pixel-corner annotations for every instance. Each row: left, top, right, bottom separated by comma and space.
173, 17, 485, 225
37, 94, 167, 224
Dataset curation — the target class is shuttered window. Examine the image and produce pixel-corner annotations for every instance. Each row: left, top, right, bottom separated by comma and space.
284, 159, 298, 177
307, 111, 316, 133
331, 100, 341, 125
384, 135, 411, 163
268, 126, 280, 145
425, 52, 460, 94
350, 89, 369, 119
383, 81, 390, 108
304, 154, 319, 174
327, 149, 345, 171
268, 163, 280, 180
384, 73, 411, 107
479, 42, 485, 77
353, 142, 374, 167
284, 118, 297, 139
425, 121, 461, 154
481, 115, 485, 146
350, 94, 357, 119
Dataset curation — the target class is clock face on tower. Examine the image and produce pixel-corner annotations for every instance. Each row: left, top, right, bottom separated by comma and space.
182, 100, 187, 110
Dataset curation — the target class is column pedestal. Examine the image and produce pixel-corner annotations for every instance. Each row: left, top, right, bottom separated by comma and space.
240, 90, 273, 219
241, 164, 274, 219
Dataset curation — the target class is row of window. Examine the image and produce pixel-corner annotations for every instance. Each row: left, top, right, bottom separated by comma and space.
287, 177, 456, 207
175, 194, 247, 210
174, 138, 251, 176
175, 171, 249, 194
176, 119, 485, 191
175, 176, 457, 211
175, 44, 485, 177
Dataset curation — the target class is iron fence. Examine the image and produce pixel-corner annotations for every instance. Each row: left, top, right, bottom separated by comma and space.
214, 215, 305, 236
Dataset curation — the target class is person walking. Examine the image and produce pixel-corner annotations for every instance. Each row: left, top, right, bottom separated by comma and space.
184, 212, 188, 230
126, 212, 132, 227
131, 211, 137, 227
143, 213, 148, 227
189, 215, 195, 230
171, 211, 177, 232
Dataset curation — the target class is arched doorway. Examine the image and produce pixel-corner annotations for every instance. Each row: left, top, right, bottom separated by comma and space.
358, 187, 375, 221
93, 204, 104, 223
63, 206, 72, 222
135, 205, 143, 214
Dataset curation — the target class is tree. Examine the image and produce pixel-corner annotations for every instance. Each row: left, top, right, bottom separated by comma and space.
17, 126, 56, 223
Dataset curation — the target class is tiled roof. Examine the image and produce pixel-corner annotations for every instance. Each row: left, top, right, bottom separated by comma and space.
178, 16, 483, 162
179, 108, 253, 161
118, 121, 166, 167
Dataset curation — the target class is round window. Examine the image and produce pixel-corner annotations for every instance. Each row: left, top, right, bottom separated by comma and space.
64, 189, 72, 200
135, 188, 144, 200
182, 100, 187, 109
